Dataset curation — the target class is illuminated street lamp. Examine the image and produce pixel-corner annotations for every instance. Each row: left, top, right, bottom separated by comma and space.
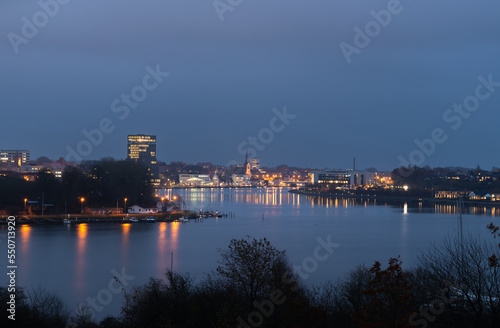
124, 198, 128, 217
24, 198, 27, 213
80, 197, 85, 214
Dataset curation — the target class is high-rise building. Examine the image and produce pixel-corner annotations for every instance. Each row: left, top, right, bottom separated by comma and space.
0, 150, 30, 167
127, 135, 160, 187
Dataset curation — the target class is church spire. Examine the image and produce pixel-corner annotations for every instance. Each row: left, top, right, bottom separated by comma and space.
244, 152, 251, 178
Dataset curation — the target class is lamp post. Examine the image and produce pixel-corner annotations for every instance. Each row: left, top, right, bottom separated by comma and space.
124, 198, 128, 217
80, 197, 85, 214
24, 198, 27, 213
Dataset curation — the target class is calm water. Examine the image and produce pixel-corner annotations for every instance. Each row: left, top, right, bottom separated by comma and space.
1, 188, 498, 319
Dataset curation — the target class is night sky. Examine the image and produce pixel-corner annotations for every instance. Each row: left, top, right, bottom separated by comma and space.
1, 0, 499, 170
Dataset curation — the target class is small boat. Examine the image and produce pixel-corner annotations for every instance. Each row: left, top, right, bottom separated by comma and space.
129, 217, 139, 223
179, 217, 189, 222
145, 217, 156, 223
63, 219, 71, 224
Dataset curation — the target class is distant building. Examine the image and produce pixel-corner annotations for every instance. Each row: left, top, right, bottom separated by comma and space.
435, 190, 470, 199
310, 170, 352, 186
250, 157, 260, 170
0, 150, 30, 167
127, 135, 160, 187
244, 152, 252, 178
230, 153, 252, 186
374, 174, 393, 187
0, 165, 37, 181
232, 174, 251, 186
310, 170, 376, 188
468, 191, 491, 200
351, 171, 376, 187
212, 173, 220, 185
179, 174, 211, 186
32, 158, 73, 179
127, 205, 159, 214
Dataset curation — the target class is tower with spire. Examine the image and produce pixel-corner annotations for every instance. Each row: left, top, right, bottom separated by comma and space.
244, 152, 252, 178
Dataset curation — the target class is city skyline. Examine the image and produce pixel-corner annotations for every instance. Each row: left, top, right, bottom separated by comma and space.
1, 1, 500, 170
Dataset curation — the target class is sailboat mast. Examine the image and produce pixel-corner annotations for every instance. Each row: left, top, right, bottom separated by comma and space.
458, 196, 464, 260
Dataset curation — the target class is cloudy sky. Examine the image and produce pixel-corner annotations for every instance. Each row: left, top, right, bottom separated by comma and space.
1, 0, 499, 170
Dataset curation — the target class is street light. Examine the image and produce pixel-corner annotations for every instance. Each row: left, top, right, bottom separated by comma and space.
80, 197, 85, 214
24, 198, 27, 213
124, 198, 128, 217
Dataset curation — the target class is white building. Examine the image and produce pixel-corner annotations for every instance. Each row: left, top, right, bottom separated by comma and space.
232, 174, 251, 186
127, 205, 158, 214
178, 174, 211, 186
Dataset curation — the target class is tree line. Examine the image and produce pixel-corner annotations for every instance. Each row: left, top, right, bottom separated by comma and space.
0, 158, 154, 214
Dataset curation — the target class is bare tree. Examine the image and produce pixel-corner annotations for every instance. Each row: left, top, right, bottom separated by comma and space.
216, 236, 286, 306
310, 264, 372, 327
418, 235, 500, 327
25, 286, 70, 327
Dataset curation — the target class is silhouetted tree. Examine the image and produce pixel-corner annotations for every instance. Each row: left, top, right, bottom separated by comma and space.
351, 257, 415, 328
418, 235, 500, 327
216, 237, 286, 307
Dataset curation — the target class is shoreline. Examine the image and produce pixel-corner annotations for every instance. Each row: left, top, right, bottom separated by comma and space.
289, 189, 500, 207
0, 211, 197, 225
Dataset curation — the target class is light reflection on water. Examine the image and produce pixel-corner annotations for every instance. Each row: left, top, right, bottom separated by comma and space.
76, 223, 88, 293
121, 223, 130, 263
18, 225, 31, 284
